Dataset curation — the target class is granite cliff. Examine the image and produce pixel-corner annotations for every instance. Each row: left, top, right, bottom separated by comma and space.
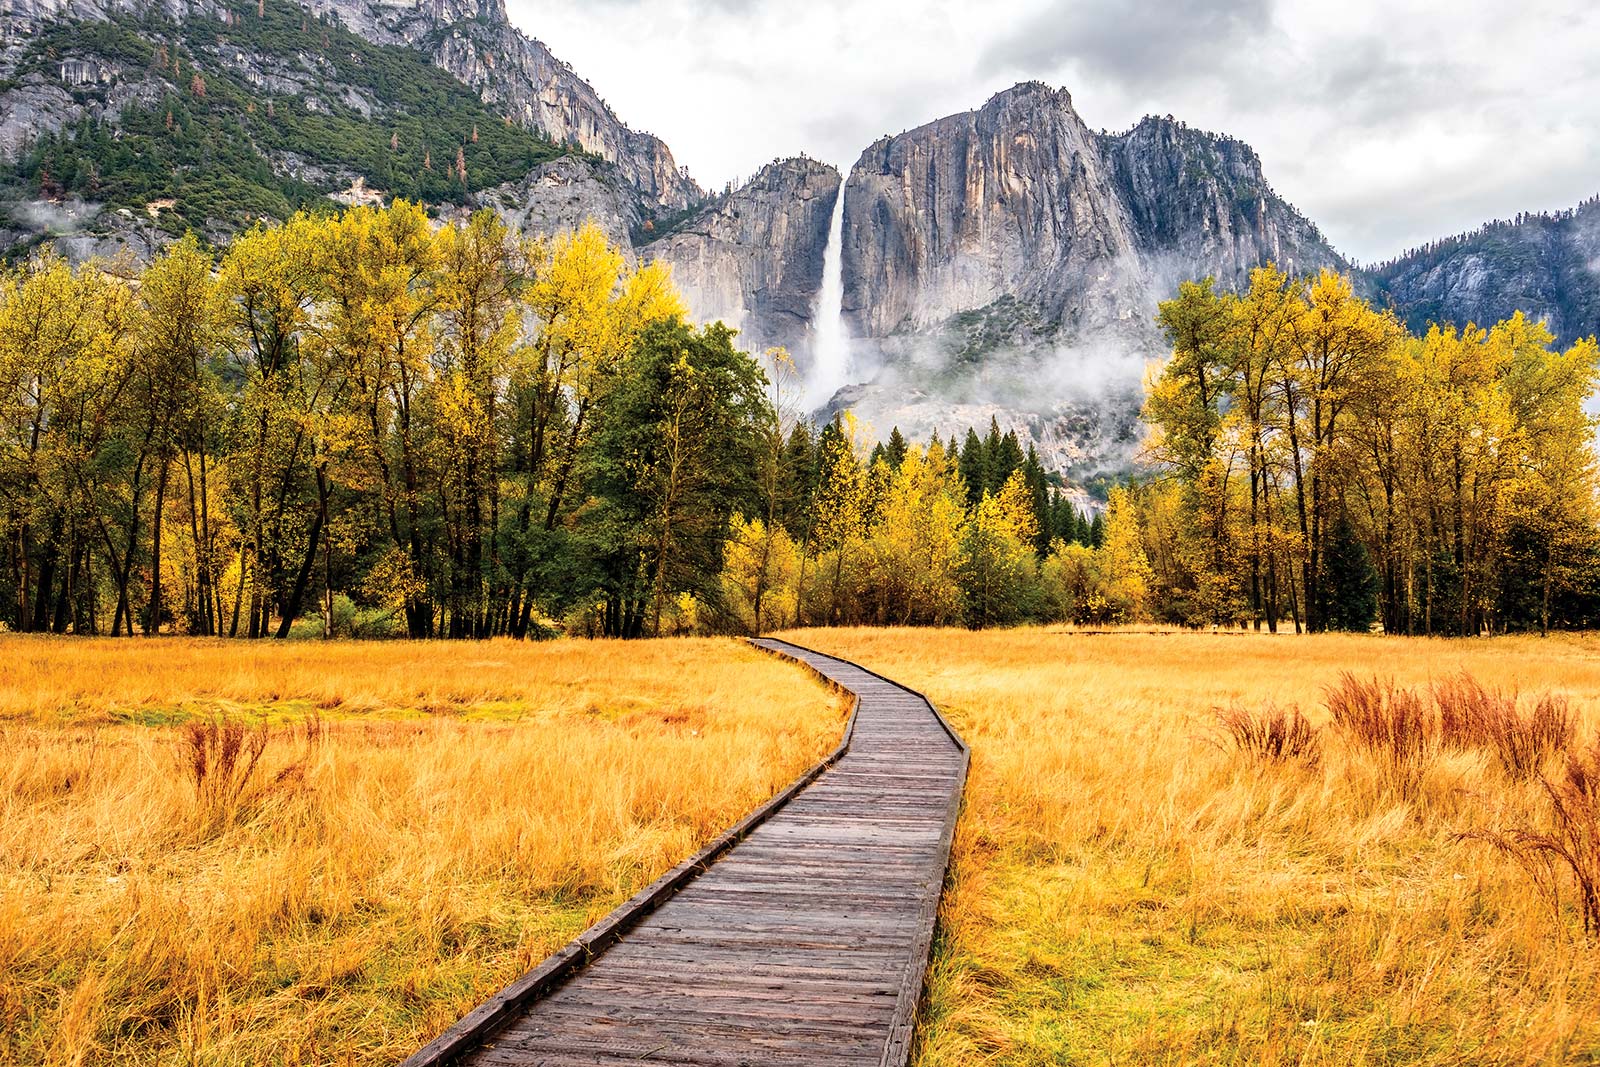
642, 157, 840, 363
829, 83, 1348, 474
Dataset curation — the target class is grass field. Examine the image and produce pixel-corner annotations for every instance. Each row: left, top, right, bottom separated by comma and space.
0, 636, 847, 1066
780, 627, 1600, 1067
12, 629, 1600, 1066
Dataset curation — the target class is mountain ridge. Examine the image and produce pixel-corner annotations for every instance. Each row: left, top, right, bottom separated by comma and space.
0, 0, 703, 256
1368, 197, 1600, 347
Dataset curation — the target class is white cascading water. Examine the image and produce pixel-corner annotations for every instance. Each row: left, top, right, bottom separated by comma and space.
804, 186, 851, 409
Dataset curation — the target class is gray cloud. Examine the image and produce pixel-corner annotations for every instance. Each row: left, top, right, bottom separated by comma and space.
979, 0, 1274, 92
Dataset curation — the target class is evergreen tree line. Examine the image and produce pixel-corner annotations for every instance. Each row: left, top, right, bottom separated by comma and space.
1137, 267, 1600, 634
0, 206, 1114, 639
1370, 196, 1600, 273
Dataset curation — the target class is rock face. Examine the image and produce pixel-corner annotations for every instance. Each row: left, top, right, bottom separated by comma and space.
831, 83, 1348, 475
844, 83, 1143, 342
842, 83, 1344, 347
642, 158, 840, 364
475, 155, 643, 253
383, 0, 703, 210
1370, 199, 1600, 347
1102, 115, 1348, 289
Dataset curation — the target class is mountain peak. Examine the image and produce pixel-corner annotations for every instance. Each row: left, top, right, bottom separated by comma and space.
983, 80, 1077, 117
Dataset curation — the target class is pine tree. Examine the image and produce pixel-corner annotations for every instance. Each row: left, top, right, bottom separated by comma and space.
1316, 512, 1379, 632
1022, 445, 1050, 556
958, 428, 986, 504
884, 427, 908, 470
990, 430, 1024, 494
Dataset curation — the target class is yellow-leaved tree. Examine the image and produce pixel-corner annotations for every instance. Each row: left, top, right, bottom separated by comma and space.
1099, 487, 1155, 622
720, 513, 798, 634
959, 469, 1041, 627
863, 441, 967, 626
216, 212, 328, 638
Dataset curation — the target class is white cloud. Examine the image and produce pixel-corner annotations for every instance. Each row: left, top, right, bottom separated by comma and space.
504, 0, 1600, 262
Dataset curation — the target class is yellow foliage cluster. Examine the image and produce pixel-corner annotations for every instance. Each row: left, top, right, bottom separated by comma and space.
1146, 267, 1600, 634
0, 210, 688, 642
721, 428, 1143, 632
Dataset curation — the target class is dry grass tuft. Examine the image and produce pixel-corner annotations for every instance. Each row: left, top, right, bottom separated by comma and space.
1434, 674, 1576, 779
1327, 671, 1578, 791
1212, 702, 1321, 765
1466, 737, 1600, 936
1325, 672, 1435, 791
179, 717, 269, 808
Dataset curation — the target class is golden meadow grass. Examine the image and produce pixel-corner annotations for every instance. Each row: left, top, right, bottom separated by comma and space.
780, 627, 1600, 1066
0, 636, 847, 1066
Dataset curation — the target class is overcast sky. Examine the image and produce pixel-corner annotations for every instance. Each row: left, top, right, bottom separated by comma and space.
503, 0, 1598, 264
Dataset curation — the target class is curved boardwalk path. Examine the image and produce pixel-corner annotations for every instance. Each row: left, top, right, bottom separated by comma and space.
401, 638, 968, 1067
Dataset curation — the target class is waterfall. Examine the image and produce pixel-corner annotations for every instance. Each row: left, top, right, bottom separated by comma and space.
804, 185, 851, 409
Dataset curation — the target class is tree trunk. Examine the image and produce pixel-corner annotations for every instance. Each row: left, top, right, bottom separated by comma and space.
148, 453, 171, 636
275, 466, 328, 639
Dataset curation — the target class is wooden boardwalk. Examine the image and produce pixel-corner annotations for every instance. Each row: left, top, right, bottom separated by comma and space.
401, 638, 968, 1067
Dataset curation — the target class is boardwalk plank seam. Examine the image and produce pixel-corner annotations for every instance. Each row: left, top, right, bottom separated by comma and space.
398, 637, 967, 1067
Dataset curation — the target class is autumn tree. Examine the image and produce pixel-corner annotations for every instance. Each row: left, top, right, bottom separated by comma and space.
861, 441, 967, 626
960, 470, 1040, 627
216, 213, 329, 638
133, 235, 224, 635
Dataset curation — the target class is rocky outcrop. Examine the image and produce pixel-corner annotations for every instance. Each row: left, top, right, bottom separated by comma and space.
840, 83, 1346, 350
0, 75, 76, 161
286, 0, 700, 210
420, 7, 702, 212
1102, 115, 1348, 288
828, 83, 1352, 476
642, 158, 840, 364
474, 155, 643, 253
843, 83, 1145, 342
1370, 199, 1600, 347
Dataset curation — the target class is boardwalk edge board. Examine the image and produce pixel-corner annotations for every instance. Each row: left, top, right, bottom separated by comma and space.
769, 640, 971, 1067
397, 637, 969, 1067
398, 640, 863, 1067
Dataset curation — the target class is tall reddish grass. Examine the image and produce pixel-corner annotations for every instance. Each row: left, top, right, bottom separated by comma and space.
1212, 702, 1321, 765
1326, 671, 1576, 788
1467, 737, 1600, 936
